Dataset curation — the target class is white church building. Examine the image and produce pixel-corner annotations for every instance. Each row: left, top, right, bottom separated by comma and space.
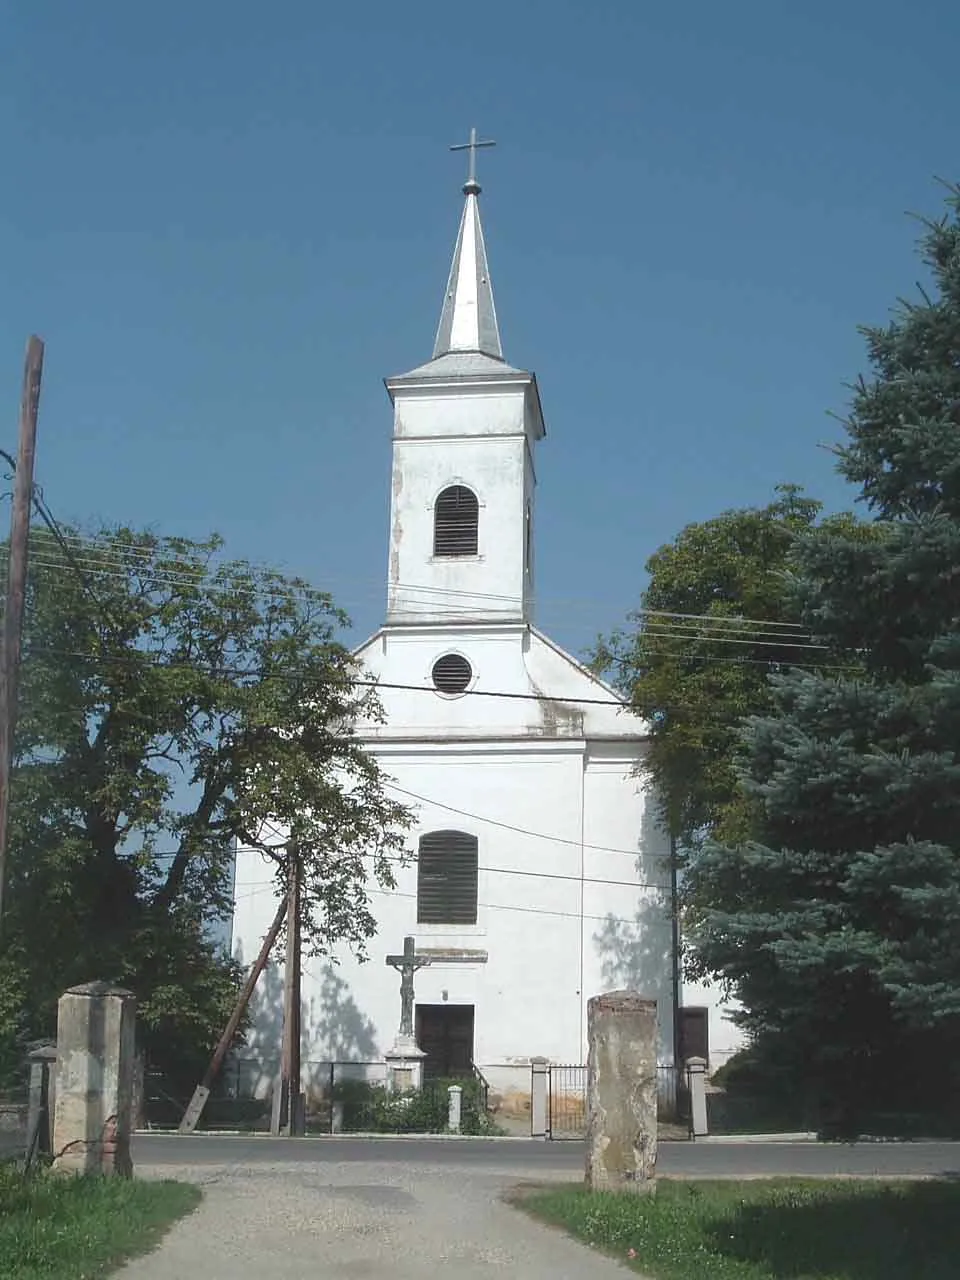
231, 145, 735, 1113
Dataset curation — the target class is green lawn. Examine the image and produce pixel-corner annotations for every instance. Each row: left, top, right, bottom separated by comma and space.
516, 1178, 960, 1279
0, 1164, 200, 1279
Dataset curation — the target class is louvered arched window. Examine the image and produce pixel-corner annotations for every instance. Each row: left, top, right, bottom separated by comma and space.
433, 485, 479, 557
417, 830, 479, 924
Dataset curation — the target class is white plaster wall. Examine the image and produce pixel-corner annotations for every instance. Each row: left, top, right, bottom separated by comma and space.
580, 746, 675, 1063
388, 436, 529, 624
387, 381, 538, 625
392, 384, 528, 440
354, 626, 648, 743
234, 744, 584, 1068
230, 325, 676, 1080
232, 714, 674, 1075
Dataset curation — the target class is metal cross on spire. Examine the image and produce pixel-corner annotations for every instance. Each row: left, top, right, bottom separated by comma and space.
450, 126, 496, 195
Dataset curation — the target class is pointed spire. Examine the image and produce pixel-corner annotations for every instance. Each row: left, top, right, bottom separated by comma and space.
432, 129, 503, 361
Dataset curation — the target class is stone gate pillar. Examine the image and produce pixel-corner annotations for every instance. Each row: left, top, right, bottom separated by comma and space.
52, 982, 136, 1177
585, 991, 658, 1193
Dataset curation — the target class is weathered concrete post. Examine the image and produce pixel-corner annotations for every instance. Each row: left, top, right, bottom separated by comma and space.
530, 1057, 549, 1137
686, 1056, 709, 1138
447, 1084, 462, 1133
585, 991, 658, 1193
331, 1099, 344, 1134
26, 1043, 57, 1162
52, 982, 136, 1177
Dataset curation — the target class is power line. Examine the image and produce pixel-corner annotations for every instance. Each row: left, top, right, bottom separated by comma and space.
233, 875, 666, 928
22, 551, 822, 652
11, 529, 811, 632
252, 793, 670, 875
162, 842, 665, 889
384, 782, 669, 866
39, 531, 812, 630
623, 628, 829, 652
19, 554, 834, 656
27, 645, 860, 705
21, 546, 814, 641
29, 490, 124, 636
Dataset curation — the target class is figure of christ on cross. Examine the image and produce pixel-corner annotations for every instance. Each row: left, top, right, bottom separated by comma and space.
385, 936, 431, 1039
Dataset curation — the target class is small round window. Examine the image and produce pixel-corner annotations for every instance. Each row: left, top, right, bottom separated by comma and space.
431, 653, 472, 695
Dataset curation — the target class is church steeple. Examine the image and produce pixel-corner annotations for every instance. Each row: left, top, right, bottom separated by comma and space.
432, 128, 503, 361
382, 132, 545, 628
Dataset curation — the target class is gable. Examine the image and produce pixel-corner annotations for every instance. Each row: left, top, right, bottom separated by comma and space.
351, 624, 648, 743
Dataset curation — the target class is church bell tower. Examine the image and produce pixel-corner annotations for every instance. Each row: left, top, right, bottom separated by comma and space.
383, 130, 546, 629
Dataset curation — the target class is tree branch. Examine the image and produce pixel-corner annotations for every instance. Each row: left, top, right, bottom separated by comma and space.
152, 767, 228, 911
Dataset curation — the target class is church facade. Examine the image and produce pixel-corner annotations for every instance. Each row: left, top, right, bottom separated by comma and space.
231, 155, 678, 1109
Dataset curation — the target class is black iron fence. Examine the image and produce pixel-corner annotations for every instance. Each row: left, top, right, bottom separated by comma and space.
141, 1056, 495, 1135
0, 1098, 26, 1164
545, 1062, 688, 1140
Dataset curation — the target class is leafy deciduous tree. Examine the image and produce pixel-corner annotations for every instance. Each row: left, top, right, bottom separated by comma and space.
0, 527, 410, 1085
595, 486, 864, 846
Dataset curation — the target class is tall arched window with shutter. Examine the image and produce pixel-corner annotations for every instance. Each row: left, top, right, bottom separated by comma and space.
433, 485, 479, 557
417, 830, 479, 924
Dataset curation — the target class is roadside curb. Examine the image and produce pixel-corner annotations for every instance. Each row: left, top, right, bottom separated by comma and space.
134, 1129, 544, 1142
695, 1132, 818, 1144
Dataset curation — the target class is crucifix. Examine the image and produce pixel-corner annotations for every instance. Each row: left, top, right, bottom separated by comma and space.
450, 125, 496, 192
385, 936, 431, 1039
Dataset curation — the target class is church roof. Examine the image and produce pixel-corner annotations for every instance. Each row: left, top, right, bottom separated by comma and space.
385, 141, 545, 435
388, 349, 530, 384
389, 151, 539, 387
433, 180, 503, 361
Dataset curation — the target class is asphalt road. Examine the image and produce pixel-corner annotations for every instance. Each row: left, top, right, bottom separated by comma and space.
133, 1133, 960, 1179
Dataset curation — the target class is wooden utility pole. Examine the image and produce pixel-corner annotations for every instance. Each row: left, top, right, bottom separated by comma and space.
0, 336, 44, 934
178, 893, 286, 1134
272, 849, 303, 1136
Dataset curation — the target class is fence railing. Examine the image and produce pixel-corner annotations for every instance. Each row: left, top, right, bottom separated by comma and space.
142, 1056, 493, 1135
545, 1063, 688, 1140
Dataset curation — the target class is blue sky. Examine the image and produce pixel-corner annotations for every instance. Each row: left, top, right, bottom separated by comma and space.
3, 1, 958, 657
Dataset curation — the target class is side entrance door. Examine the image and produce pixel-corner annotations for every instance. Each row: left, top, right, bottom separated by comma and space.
415, 1004, 475, 1079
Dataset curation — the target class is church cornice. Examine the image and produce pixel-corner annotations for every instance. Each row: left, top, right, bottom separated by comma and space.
385, 370, 546, 441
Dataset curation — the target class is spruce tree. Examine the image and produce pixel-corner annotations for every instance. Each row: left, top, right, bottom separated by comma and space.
690, 183, 960, 1132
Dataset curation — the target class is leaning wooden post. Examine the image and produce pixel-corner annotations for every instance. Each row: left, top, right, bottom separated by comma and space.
179, 894, 286, 1134
585, 991, 658, 1193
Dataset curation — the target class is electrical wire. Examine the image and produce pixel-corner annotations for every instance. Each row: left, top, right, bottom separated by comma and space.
247, 807, 669, 881
11, 529, 812, 633
20, 552, 825, 653
232, 875, 667, 927
383, 782, 669, 866
26, 644, 862, 699
49, 535, 809, 632
160, 840, 667, 887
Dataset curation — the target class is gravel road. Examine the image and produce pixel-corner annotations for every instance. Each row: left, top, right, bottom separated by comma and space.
120, 1155, 632, 1279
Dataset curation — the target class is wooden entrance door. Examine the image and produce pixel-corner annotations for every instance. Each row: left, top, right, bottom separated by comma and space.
415, 1004, 475, 1079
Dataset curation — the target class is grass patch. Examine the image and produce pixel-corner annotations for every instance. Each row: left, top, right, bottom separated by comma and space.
516, 1178, 960, 1279
0, 1164, 200, 1278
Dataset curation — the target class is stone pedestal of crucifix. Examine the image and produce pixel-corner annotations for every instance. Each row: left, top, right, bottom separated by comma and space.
384, 936, 431, 1093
